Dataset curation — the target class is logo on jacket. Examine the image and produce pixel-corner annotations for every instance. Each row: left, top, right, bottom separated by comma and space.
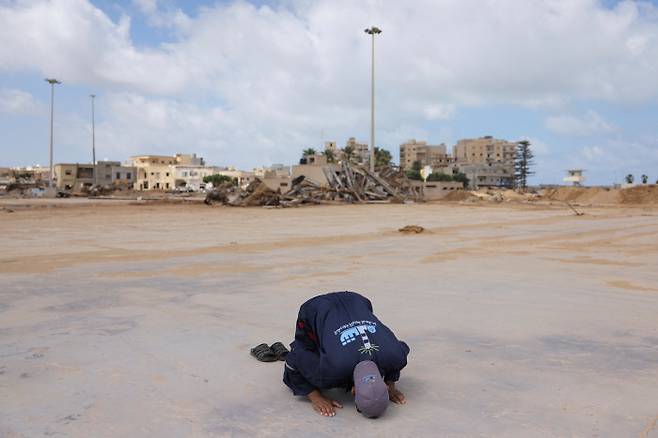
335, 321, 379, 355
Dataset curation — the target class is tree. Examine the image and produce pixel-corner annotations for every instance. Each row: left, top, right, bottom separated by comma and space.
203, 174, 237, 186
411, 160, 422, 172
426, 172, 453, 182
405, 170, 422, 180
625, 174, 634, 184
452, 172, 470, 187
322, 149, 336, 163
374, 147, 393, 168
514, 140, 535, 191
302, 148, 316, 157
343, 145, 355, 162
641, 174, 648, 184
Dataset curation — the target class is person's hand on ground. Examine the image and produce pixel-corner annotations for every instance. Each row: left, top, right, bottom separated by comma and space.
307, 390, 343, 416
387, 382, 406, 404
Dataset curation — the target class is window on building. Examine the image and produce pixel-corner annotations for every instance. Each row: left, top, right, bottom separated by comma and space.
166, 173, 169, 177
127, 172, 132, 179
116, 172, 121, 179
150, 172, 154, 176
65, 169, 72, 175
165, 183, 170, 189
143, 181, 149, 189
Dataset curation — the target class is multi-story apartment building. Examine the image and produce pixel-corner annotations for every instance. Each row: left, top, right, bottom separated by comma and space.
452, 136, 517, 189
399, 139, 450, 171
453, 136, 516, 165
344, 137, 369, 165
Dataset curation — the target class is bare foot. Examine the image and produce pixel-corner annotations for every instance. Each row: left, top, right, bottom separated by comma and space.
307, 390, 343, 417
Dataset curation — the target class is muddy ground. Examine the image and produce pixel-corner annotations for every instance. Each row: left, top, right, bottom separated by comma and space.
1, 200, 657, 437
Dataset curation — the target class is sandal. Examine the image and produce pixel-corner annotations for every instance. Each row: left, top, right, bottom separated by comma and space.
250, 343, 277, 362
270, 342, 290, 361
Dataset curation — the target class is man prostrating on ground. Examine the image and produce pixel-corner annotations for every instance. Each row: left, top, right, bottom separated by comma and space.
283, 291, 410, 418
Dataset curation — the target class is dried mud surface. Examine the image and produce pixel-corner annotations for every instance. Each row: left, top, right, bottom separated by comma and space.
1, 201, 658, 437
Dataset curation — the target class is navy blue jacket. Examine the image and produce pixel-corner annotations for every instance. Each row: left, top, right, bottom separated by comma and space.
283, 291, 410, 396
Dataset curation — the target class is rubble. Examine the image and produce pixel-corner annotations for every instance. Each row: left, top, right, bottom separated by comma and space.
204, 163, 421, 207
398, 225, 425, 234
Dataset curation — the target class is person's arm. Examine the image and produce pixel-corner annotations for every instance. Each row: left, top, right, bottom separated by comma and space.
384, 340, 410, 404
385, 380, 406, 404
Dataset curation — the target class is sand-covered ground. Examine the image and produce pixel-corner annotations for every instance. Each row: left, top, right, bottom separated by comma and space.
1, 200, 658, 437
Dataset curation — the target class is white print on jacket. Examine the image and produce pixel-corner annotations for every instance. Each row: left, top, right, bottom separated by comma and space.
338, 324, 379, 355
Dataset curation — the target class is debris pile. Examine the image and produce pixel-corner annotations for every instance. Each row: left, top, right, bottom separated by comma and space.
398, 225, 425, 234
204, 163, 420, 207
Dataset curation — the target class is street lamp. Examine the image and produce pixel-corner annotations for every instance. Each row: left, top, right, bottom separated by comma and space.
44, 78, 61, 188
90, 94, 96, 185
364, 26, 382, 173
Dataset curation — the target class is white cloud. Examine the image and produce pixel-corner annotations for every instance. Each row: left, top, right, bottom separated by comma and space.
582, 145, 605, 160
0, 88, 44, 115
545, 111, 614, 136
1, 0, 658, 175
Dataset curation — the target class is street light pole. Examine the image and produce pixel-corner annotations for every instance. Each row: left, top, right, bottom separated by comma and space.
364, 26, 381, 173
45, 78, 61, 188
90, 94, 96, 185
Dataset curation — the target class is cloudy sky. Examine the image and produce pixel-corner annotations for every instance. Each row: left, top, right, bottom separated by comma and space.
1, 0, 657, 184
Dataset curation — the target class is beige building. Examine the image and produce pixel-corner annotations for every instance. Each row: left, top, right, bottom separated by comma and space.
344, 137, 369, 164
453, 136, 516, 165
130, 153, 207, 191
292, 154, 340, 187
172, 165, 217, 191
54, 163, 95, 191
412, 181, 464, 201
451, 137, 517, 189
399, 139, 450, 171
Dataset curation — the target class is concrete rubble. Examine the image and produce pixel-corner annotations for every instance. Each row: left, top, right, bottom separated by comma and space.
204, 162, 421, 207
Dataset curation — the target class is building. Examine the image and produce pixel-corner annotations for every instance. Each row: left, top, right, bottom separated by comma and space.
292, 154, 339, 187
399, 139, 450, 171
458, 162, 514, 189
172, 165, 217, 191
564, 169, 585, 186
54, 163, 95, 191
412, 181, 464, 201
130, 153, 207, 191
344, 137, 369, 165
452, 136, 516, 189
94, 161, 136, 189
216, 167, 256, 188
453, 136, 516, 165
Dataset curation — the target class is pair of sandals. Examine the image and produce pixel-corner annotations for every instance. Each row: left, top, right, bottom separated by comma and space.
250, 342, 289, 362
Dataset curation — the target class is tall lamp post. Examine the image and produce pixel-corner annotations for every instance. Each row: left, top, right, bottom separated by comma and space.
364, 26, 381, 173
90, 94, 96, 185
45, 78, 61, 187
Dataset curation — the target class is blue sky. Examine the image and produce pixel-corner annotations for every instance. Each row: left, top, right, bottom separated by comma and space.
1, 0, 658, 185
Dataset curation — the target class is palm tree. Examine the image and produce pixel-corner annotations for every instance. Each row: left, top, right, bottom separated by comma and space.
343, 145, 355, 162
322, 149, 336, 163
625, 174, 634, 184
514, 140, 535, 191
374, 147, 393, 168
302, 148, 316, 157
641, 174, 648, 184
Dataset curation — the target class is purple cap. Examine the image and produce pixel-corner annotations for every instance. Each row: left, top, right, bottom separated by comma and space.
353, 360, 389, 418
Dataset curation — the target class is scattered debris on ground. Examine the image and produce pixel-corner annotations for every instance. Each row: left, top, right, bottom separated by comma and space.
204, 163, 421, 207
398, 225, 425, 234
